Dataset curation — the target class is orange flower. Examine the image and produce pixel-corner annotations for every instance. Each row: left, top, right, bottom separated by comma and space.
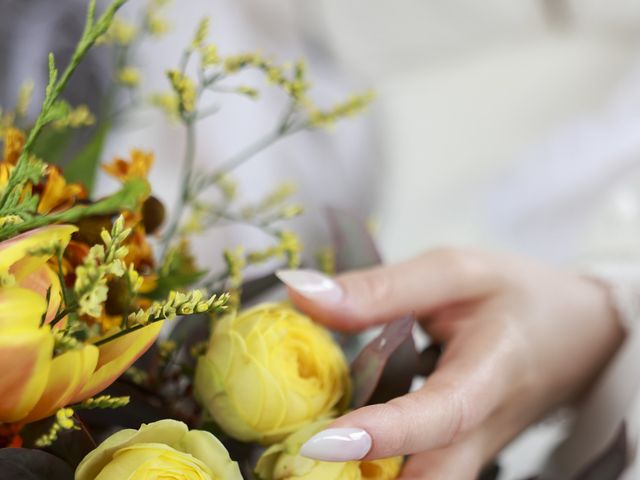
102, 149, 154, 182
37, 166, 86, 214
2, 127, 25, 165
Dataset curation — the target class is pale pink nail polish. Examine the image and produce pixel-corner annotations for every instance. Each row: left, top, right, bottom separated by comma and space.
276, 269, 343, 303
299, 428, 372, 462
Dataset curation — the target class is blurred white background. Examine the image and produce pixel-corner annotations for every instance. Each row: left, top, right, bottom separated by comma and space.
100, 1, 640, 477
6, 0, 640, 476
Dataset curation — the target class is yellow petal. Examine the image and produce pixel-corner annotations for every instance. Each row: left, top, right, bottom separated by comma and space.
23, 344, 99, 422
0, 286, 46, 330
72, 322, 163, 402
76, 420, 188, 480
0, 225, 77, 279
18, 265, 62, 326
0, 328, 53, 422
177, 430, 243, 480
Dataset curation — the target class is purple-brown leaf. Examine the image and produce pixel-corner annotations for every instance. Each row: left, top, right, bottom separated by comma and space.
0, 449, 74, 480
350, 316, 418, 408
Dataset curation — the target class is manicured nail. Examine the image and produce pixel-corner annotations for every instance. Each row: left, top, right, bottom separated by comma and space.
299, 428, 372, 462
276, 269, 343, 303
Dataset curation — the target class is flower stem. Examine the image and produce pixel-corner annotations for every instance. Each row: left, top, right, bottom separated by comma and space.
159, 117, 196, 259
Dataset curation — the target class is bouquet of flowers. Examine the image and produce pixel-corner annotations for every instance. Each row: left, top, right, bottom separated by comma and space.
0, 1, 426, 479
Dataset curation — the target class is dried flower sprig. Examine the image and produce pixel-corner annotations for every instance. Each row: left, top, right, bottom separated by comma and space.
34, 408, 78, 447
74, 215, 130, 317
78, 395, 130, 410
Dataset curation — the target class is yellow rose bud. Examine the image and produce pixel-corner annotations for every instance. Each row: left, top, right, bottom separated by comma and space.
255, 419, 403, 480
194, 303, 351, 444
75, 419, 242, 480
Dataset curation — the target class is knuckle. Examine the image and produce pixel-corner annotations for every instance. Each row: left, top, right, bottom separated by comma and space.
427, 247, 492, 287
445, 390, 473, 445
381, 400, 412, 453
344, 269, 394, 315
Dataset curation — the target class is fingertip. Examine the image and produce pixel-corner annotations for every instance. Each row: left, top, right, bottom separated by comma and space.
276, 269, 343, 303
277, 269, 366, 331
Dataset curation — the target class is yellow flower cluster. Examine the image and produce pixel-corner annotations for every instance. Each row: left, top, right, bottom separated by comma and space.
247, 230, 302, 268
117, 66, 142, 87
35, 408, 77, 447
223, 246, 246, 288
127, 290, 229, 326
74, 216, 130, 318
79, 395, 130, 410
167, 70, 197, 113
99, 17, 138, 46
52, 104, 95, 129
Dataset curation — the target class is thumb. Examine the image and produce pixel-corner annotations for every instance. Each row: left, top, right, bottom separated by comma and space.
277, 248, 497, 331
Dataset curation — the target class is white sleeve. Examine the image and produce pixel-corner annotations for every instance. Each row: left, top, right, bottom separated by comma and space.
544, 265, 640, 478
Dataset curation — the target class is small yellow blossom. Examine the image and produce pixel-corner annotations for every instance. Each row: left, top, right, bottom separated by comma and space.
117, 67, 142, 88
146, 11, 170, 37
99, 17, 138, 46
52, 104, 95, 129
191, 17, 210, 50
201, 44, 220, 67
307, 91, 375, 129
35, 408, 77, 447
149, 92, 180, 119
79, 395, 130, 410
167, 70, 197, 113
16, 80, 34, 118
3, 127, 25, 165
223, 246, 246, 288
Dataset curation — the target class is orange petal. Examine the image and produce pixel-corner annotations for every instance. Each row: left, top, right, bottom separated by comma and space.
0, 287, 46, 330
23, 345, 99, 422
71, 322, 163, 402
0, 328, 53, 423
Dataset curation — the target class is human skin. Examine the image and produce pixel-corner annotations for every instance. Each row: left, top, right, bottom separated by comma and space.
277, 248, 625, 479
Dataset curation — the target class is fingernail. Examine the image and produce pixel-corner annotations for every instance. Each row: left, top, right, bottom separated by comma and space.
299, 428, 372, 462
276, 269, 343, 303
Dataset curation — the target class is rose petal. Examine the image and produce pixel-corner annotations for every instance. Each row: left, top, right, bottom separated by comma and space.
75, 420, 188, 480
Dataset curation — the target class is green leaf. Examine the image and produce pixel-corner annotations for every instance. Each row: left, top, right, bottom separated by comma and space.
148, 270, 207, 300
31, 127, 75, 165
0, 179, 150, 240
41, 100, 71, 124
63, 121, 110, 193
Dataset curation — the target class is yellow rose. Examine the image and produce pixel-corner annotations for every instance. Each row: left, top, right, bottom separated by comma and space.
255, 419, 403, 480
75, 419, 242, 480
194, 303, 351, 444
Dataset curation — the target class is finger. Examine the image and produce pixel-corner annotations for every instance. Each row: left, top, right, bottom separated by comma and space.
398, 439, 484, 480
277, 248, 499, 331
398, 384, 549, 480
300, 315, 522, 460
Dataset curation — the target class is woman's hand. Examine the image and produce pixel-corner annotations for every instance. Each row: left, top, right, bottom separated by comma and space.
276, 248, 625, 479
